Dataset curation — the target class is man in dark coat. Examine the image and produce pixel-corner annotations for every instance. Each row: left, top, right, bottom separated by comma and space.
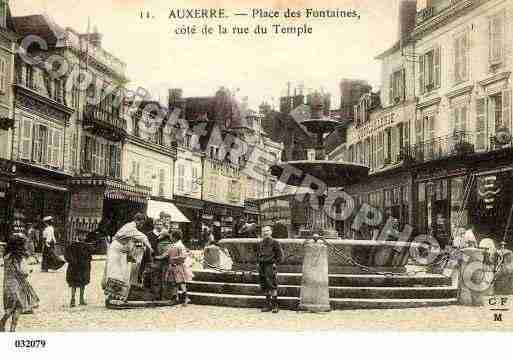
65, 238, 93, 307
257, 226, 284, 313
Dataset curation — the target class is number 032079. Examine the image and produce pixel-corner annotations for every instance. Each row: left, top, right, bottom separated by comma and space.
14, 339, 47, 349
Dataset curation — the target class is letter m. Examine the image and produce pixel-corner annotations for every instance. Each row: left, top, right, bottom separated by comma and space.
494, 313, 503, 322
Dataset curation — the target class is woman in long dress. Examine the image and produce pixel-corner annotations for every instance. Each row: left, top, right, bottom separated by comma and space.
103, 214, 152, 302
41, 216, 65, 272
1, 234, 40, 332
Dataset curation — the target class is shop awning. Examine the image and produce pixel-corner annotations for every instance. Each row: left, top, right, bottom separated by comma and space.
147, 200, 190, 223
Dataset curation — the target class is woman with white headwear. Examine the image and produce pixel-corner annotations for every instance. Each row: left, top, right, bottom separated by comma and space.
102, 213, 153, 302
41, 216, 65, 273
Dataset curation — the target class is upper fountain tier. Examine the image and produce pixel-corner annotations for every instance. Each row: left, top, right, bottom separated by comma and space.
270, 160, 369, 187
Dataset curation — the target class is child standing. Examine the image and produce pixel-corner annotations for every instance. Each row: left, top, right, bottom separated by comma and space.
157, 230, 193, 306
65, 237, 93, 307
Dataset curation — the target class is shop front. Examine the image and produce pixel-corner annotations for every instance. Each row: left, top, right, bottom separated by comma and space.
258, 195, 295, 238
412, 151, 513, 249
173, 195, 204, 246
343, 168, 412, 239
0, 158, 15, 244
202, 201, 244, 239
68, 177, 151, 247
11, 162, 71, 251
413, 167, 468, 237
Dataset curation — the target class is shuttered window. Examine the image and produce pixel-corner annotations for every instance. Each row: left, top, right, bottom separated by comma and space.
419, 47, 441, 93
20, 116, 32, 160
0, 58, 6, 93
177, 164, 185, 192
159, 168, 166, 196
490, 13, 504, 64
502, 90, 511, 131
475, 98, 487, 151
454, 32, 469, 83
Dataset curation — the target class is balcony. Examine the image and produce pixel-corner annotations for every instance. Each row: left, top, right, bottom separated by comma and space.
83, 104, 127, 142
401, 131, 475, 164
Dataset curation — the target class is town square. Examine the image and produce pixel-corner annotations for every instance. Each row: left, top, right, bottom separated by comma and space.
1, 0, 513, 334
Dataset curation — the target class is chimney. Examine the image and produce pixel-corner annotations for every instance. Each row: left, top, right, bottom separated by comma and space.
398, 1, 417, 42
89, 25, 103, 48
168, 88, 185, 119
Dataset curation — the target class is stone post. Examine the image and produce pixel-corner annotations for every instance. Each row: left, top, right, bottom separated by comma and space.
299, 237, 331, 312
458, 248, 495, 306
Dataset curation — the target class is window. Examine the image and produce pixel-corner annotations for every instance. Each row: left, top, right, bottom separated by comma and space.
377, 131, 384, 168
419, 47, 441, 94
192, 167, 199, 193
24, 65, 35, 89
71, 133, 78, 170
72, 86, 80, 109
454, 32, 469, 84
0, 0, 7, 28
177, 164, 185, 192
364, 138, 370, 167
130, 160, 141, 183
158, 169, 166, 196
53, 79, 64, 103
475, 98, 487, 151
489, 13, 504, 65
423, 115, 436, 160
490, 91, 511, 131
19, 118, 62, 168
452, 103, 468, 133
389, 69, 405, 105
0, 58, 6, 93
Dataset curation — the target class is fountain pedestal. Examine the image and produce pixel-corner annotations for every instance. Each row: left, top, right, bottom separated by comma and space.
299, 239, 331, 312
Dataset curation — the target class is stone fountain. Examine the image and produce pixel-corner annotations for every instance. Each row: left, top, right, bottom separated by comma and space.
189, 92, 458, 310
220, 92, 411, 274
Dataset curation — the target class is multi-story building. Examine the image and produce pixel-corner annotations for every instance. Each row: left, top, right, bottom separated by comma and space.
330, 0, 513, 244
173, 132, 203, 244
0, 1, 16, 243
11, 16, 152, 243
123, 100, 178, 221
10, 15, 77, 244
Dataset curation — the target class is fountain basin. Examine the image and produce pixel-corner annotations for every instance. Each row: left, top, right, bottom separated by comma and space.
219, 238, 418, 274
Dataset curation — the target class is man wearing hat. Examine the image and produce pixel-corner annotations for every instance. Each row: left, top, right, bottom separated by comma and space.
257, 226, 284, 313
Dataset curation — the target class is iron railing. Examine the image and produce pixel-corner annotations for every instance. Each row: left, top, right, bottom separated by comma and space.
401, 131, 475, 163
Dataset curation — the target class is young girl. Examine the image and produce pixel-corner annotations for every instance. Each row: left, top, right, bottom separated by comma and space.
1, 234, 40, 332
157, 231, 193, 305
65, 237, 93, 307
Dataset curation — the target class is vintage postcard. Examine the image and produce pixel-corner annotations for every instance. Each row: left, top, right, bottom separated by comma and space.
0, 0, 512, 342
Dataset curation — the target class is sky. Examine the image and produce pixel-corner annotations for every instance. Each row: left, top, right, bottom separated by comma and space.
11, 0, 402, 110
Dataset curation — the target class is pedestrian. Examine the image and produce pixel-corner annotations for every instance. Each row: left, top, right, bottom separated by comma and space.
434, 213, 451, 249
157, 230, 192, 305
0, 233, 40, 332
64, 237, 93, 307
41, 216, 65, 272
26, 223, 40, 264
102, 213, 152, 302
257, 226, 284, 313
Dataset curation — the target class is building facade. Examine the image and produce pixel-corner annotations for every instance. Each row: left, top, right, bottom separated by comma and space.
329, 0, 513, 245
0, 0, 16, 243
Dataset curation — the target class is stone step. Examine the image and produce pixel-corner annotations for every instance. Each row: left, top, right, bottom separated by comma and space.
189, 292, 458, 310
188, 281, 457, 299
192, 270, 452, 287
188, 292, 299, 310
330, 298, 458, 310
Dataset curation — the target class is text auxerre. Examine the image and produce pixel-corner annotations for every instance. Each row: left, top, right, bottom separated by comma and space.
169, 9, 228, 19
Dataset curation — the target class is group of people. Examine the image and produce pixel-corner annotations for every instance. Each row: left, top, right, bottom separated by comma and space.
0, 213, 96, 331
102, 213, 194, 305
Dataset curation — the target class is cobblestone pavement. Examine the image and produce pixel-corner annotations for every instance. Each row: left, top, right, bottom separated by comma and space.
1, 259, 512, 331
